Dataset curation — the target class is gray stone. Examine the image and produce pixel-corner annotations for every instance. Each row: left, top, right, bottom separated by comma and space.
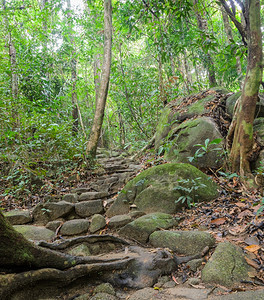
74, 294, 90, 300
33, 201, 74, 224
163, 287, 211, 300
106, 163, 218, 217
187, 277, 201, 285
90, 214, 106, 233
109, 215, 132, 228
72, 187, 90, 194
94, 283, 115, 296
90, 293, 117, 300
164, 117, 224, 169
62, 193, 78, 203
45, 220, 62, 232
79, 192, 108, 201
119, 213, 177, 243
149, 230, 215, 255
162, 281, 176, 288
4, 209, 32, 225
128, 211, 145, 219
209, 289, 264, 299
67, 244, 91, 256
128, 288, 158, 300
186, 258, 204, 272
226, 92, 241, 116
202, 242, 251, 286
14, 225, 55, 241
75, 200, 104, 217
60, 219, 89, 236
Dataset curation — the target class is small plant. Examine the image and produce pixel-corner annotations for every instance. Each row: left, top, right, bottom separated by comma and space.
174, 177, 206, 208
218, 171, 239, 180
188, 138, 222, 163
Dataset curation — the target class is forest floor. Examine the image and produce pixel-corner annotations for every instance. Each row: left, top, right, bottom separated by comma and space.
1, 151, 264, 299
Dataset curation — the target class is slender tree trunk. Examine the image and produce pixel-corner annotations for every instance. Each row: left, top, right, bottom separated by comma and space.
66, 0, 79, 135
86, 0, 112, 158
221, 6, 242, 88
193, 0, 217, 87
228, 0, 262, 181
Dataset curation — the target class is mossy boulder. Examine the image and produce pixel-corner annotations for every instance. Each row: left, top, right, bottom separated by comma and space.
164, 117, 224, 169
149, 230, 215, 255
106, 163, 218, 217
118, 213, 177, 243
201, 242, 252, 286
155, 88, 229, 151
14, 225, 55, 241
4, 209, 32, 225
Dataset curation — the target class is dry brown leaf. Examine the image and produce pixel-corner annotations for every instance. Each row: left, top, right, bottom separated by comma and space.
189, 283, 206, 289
171, 274, 179, 285
235, 202, 247, 208
245, 257, 259, 269
237, 209, 254, 219
211, 217, 226, 225
245, 244, 261, 253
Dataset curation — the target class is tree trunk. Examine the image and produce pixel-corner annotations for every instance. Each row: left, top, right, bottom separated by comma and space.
228, 0, 262, 181
67, 0, 79, 136
193, 0, 217, 87
86, 0, 112, 158
220, 6, 242, 88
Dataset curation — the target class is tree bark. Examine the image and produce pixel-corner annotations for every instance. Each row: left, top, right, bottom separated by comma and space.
86, 0, 112, 158
67, 0, 79, 136
193, 0, 217, 87
227, 0, 263, 181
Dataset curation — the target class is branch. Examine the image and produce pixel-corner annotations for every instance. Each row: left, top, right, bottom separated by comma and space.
141, 0, 159, 19
219, 0, 247, 46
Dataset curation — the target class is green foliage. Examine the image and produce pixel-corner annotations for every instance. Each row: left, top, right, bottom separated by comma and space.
188, 138, 222, 163
174, 177, 206, 208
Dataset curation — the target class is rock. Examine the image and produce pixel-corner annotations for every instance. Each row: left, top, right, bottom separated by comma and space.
186, 258, 204, 272
226, 92, 241, 116
79, 191, 108, 201
45, 220, 62, 232
187, 277, 201, 285
4, 209, 32, 225
149, 230, 215, 255
74, 294, 90, 300
128, 287, 211, 300
128, 288, 157, 300
75, 200, 104, 217
90, 293, 117, 300
209, 289, 264, 299
107, 163, 218, 217
62, 193, 78, 203
89, 214, 106, 233
201, 242, 251, 286
162, 281, 176, 288
14, 225, 55, 241
164, 117, 224, 169
155, 88, 229, 151
60, 219, 89, 236
109, 215, 131, 228
67, 244, 91, 256
72, 187, 90, 194
32, 201, 74, 224
128, 211, 145, 219
94, 283, 115, 296
154, 275, 171, 288
119, 213, 177, 243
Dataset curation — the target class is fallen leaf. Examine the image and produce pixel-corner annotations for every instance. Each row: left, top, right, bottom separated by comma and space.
189, 283, 206, 289
235, 202, 247, 208
245, 244, 261, 253
245, 257, 259, 269
237, 210, 254, 219
171, 274, 179, 285
211, 217, 226, 225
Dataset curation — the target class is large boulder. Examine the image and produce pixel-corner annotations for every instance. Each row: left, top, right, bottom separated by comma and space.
164, 117, 224, 169
155, 88, 229, 150
201, 242, 252, 286
149, 230, 215, 255
118, 213, 177, 243
106, 163, 218, 217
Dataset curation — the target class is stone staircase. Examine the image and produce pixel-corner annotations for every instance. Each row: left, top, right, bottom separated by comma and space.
4, 152, 143, 240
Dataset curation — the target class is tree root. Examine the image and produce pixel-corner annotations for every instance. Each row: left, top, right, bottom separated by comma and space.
0, 258, 133, 300
37, 234, 129, 250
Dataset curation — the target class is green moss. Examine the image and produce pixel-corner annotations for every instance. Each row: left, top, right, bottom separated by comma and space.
242, 120, 253, 139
